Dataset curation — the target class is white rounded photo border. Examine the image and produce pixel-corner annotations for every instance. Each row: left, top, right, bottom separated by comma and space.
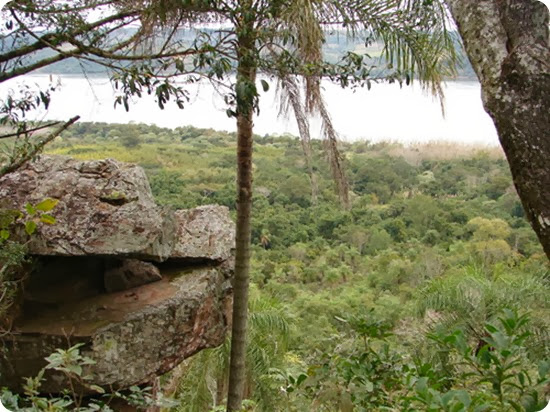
0, 0, 548, 411
0, 0, 547, 8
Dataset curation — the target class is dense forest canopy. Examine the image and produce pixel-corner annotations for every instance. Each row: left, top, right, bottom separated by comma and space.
50, 122, 542, 260
22, 122, 545, 410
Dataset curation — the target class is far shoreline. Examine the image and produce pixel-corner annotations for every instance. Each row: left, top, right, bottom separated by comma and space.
1, 74, 497, 146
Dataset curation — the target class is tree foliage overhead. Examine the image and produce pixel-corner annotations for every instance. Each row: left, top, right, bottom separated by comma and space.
0, 0, 458, 183
0, 0, 200, 177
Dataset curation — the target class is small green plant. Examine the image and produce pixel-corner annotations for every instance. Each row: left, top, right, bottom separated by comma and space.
1, 344, 177, 411
2, 344, 108, 411
419, 310, 550, 412
284, 310, 549, 412
284, 314, 407, 411
0, 198, 59, 330
0, 198, 59, 242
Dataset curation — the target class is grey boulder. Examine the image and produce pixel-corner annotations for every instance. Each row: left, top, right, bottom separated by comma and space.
0, 156, 175, 261
0, 267, 231, 394
173, 205, 235, 262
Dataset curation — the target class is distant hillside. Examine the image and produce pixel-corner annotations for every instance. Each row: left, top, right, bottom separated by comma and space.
26, 29, 477, 81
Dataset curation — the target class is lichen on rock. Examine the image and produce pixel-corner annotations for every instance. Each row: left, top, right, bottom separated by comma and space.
0, 155, 235, 395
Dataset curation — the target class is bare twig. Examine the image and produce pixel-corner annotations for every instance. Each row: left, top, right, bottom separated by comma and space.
0, 121, 61, 140
0, 115, 80, 178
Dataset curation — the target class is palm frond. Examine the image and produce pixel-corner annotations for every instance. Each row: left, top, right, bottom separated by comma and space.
417, 267, 550, 356
174, 295, 292, 410
318, 0, 458, 104
276, 74, 319, 205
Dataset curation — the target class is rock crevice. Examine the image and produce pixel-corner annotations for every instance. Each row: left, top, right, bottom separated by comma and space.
0, 155, 235, 394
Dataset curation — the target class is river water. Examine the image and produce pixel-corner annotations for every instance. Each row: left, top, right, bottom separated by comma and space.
1, 74, 499, 145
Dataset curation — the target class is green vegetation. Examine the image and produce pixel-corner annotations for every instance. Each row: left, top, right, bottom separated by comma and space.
32, 123, 549, 409
2, 343, 175, 411
0, 198, 59, 329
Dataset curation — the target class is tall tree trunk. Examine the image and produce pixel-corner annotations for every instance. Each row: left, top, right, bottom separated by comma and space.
445, 0, 550, 259
227, 18, 256, 412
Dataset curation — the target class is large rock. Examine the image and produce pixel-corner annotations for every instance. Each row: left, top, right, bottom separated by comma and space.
0, 155, 236, 395
0, 266, 231, 394
0, 156, 235, 264
0, 156, 175, 261
173, 205, 235, 262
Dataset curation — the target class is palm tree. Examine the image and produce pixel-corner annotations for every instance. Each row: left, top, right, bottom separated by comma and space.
173, 293, 291, 411
226, 1, 456, 403
102, 1, 458, 409
417, 264, 550, 360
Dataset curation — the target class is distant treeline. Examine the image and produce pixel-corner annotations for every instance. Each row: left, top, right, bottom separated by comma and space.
25, 28, 476, 81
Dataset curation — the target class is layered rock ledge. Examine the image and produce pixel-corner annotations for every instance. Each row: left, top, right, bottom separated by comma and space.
0, 155, 235, 394
1, 267, 230, 394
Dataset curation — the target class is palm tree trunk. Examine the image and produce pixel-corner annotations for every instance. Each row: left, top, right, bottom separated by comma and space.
227, 21, 256, 411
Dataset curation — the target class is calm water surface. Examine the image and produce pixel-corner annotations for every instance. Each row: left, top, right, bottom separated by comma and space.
1, 75, 499, 145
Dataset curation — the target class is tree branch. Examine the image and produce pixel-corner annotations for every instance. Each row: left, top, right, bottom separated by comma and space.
0, 121, 61, 140
0, 8, 138, 64
0, 53, 74, 82
0, 116, 80, 178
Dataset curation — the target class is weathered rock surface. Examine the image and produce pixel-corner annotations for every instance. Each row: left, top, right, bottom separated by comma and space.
173, 205, 235, 262
0, 155, 235, 263
104, 259, 162, 293
0, 155, 236, 395
0, 155, 175, 261
0, 266, 231, 394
